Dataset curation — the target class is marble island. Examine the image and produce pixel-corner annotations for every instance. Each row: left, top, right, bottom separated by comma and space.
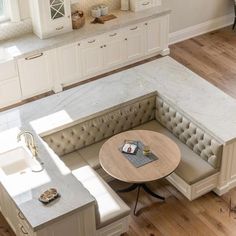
1, 56, 236, 232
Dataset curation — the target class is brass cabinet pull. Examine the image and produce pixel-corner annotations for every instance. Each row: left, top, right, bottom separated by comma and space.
142, 2, 150, 5
88, 39, 96, 43
25, 53, 43, 60
109, 33, 117, 37
18, 211, 25, 220
20, 225, 28, 234
56, 26, 64, 31
130, 26, 138, 30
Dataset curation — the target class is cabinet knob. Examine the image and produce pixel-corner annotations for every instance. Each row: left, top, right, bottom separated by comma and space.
100, 46, 103, 48
125, 38, 128, 41
104, 45, 106, 47
145, 22, 148, 26
78, 43, 80, 46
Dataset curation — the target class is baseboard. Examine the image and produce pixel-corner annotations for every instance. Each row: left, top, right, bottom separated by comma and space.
169, 13, 234, 45
214, 178, 236, 196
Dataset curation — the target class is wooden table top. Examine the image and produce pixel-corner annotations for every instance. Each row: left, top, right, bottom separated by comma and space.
99, 130, 181, 183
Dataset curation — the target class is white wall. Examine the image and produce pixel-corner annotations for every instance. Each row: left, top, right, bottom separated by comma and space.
163, 0, 233, 32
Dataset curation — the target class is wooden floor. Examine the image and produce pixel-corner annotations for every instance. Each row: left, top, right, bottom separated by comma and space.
170, 26, 236, 99
1, 26, 236, 236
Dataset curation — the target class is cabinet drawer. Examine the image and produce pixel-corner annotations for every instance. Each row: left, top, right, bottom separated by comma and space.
0, 78, 21, 107
130, 0, 153, 11
103, 30, 124, 41
0, 60, 17, 81
80, 37, 102, 48
130, 0, 161, 11
18, 223, 34, 236
17, 211, 30, 229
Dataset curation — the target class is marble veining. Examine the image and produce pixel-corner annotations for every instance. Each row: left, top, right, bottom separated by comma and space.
1, 56, 236, 230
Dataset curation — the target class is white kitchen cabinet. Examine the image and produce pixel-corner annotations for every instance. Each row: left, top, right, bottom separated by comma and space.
80, 37, 104, 77
0, 78, 22, 108
145, 17, 162, 55
18, 51, 53, 98
57, 42, 82, 86
29, 0, 72, 39
124, 24, 145, 62
103, 30, 126, 69
0, 60, 21, 108
0, 184, 18, 233
130, 0, 162, 12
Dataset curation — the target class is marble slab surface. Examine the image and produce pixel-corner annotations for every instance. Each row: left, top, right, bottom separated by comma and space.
0, 6, 170, 61
1, 56, 236, 230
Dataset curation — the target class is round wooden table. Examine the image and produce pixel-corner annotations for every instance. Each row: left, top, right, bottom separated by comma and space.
99, 130, 181, 215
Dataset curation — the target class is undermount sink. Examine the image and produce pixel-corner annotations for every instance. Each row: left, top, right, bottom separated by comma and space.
0, 147, 33, 176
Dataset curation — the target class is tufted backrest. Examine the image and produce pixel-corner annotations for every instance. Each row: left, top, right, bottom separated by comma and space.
42, 96, 156, 156
155, 96, 222, 169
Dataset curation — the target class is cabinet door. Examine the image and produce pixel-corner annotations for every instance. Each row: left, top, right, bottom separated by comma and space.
0, 78, 21, 108
124, 24, 145, 61
58, 42, 82, 86
18, 51, 53, 98
80, 38, 104, 77
103, 30, 126, 69
42, 0, 72, 36
0, 184, 18, 233
145, 18, 162, 55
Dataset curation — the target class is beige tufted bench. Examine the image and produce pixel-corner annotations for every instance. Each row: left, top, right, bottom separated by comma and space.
41, 93, 223, 229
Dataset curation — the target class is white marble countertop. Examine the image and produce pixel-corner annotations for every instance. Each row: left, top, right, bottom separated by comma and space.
1, 56, 236, 230
0, 6, 170, 61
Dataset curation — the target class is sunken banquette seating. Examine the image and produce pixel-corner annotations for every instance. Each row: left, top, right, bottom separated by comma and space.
41, 93, 223, 234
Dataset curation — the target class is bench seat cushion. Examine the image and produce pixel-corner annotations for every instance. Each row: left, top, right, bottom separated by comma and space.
72, 166, 130, 229
77, 139, 108, 170
61, 151, 87, 170
133, 121, 218, 184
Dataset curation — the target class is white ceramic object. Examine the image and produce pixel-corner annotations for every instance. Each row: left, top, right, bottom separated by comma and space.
91, 6, 101, 18
100, 5, 109, 16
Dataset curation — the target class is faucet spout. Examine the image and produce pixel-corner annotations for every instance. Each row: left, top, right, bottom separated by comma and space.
17, 130, 38, 157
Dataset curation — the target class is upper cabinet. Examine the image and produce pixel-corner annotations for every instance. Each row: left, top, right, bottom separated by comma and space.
29, 0, 72, 39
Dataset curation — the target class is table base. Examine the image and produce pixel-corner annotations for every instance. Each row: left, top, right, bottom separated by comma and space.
117, 183, 165, 216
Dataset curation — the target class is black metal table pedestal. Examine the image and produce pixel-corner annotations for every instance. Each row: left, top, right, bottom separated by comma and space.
117, 183, 165, 216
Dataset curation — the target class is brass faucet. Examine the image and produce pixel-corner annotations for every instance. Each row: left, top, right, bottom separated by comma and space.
17, 131, 38, 157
